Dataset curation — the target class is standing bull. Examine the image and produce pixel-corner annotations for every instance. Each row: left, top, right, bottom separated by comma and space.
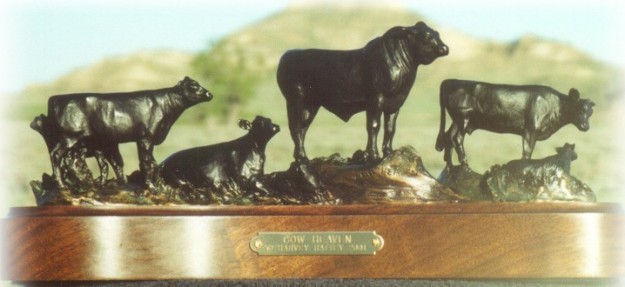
160, 116, 280, 194
278, 21, 448, 168
436, 79, 594, 167
45, 76, 213, 187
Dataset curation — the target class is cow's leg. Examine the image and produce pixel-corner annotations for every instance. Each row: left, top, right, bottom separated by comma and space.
93, 150, 109, 185
73, 147, 94, 184
382, 110, 399, 158
522, 132, 536, 159
137, 137, 157, 187
49, 139, 77, 188
49, 144, 65, 187
450, 121, 468, 166
365, 104, 383, 162
106, 144, 125, 184
443, 127, 454, 166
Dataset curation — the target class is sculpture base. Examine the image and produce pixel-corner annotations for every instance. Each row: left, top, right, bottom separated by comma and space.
2, 203, 624, 281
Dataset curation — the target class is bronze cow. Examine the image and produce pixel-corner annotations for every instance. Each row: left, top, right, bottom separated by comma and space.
160, 116, 280, 194
43, 76, 213, 187
436, 79, 594, 167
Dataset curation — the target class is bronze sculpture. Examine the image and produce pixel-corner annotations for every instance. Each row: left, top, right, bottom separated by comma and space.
26, 23, 598, 205
37, 76, 213, 188
436, 79, 594, 167
31, 114, 123, 186
277, 21, 448, 185
160, 116, 280, 196
482, 143, 595, 202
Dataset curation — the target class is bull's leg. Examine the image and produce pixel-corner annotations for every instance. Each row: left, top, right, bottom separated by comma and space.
382, 110, 399, 158
365, 107, 383, 162
287, 98, 319, 164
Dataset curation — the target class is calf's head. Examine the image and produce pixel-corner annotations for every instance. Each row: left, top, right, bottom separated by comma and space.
178, 76, 213, 103
385, 21, 449, 65
555, 143, 577, 161
239, 116, 280, 144
567, 88, 594, 132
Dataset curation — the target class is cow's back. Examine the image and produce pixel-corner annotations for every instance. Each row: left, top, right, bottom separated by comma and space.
47, 89, 176, 141
441, 80, 561, 134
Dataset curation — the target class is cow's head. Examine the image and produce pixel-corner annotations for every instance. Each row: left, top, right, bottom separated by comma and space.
568, 88, 594, 132
555, 143, 577, 161
178, 76, 213, 103
239, 116, 280, 145
385, 21, 449, 65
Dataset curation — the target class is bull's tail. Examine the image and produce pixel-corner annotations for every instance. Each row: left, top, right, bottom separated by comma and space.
435, 82, 449, 152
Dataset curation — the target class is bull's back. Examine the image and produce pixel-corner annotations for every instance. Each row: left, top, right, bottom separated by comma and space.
278, 49, 369, 121
278, 49, 367, 100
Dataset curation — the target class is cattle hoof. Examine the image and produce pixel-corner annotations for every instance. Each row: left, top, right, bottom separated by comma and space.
364, 152, 381, 164
295, 157, 310, 165
292, 161, 321, 190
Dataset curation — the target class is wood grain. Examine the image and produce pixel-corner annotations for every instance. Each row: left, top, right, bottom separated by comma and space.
2, 203, 624, 280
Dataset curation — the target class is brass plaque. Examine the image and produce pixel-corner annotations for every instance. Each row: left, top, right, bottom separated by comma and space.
250, 231, 384, 256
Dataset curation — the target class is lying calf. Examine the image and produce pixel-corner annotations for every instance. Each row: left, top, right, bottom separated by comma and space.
160, 116, 280, 194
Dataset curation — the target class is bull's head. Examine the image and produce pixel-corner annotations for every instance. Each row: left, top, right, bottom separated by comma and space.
239, 116, 280, 145
179, 76, 213, 103
385, 21, 449, 65
568, 88, 594, 132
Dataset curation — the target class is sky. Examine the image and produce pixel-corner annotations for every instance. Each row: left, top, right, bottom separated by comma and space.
0, 0, 623, 95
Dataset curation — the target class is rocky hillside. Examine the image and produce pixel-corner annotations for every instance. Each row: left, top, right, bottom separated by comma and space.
11, 6, 620, 124
12, 50, 196, 120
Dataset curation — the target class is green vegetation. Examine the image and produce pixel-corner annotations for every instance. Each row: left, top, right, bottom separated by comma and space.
4, 6, 623, 210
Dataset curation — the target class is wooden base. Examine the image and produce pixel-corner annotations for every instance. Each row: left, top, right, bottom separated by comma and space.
2, 203, 624, 280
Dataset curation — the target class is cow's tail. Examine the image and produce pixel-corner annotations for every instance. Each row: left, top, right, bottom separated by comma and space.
435, 82, 449, 152
30, 114, 47, 133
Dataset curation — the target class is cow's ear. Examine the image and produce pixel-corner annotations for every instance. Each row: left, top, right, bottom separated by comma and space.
238, 119, 252, 130
385, 26, 408, 39
415, 21, 426, 28
569, 88, 580, 100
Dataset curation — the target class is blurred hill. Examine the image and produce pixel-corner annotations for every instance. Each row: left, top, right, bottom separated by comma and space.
6, 6, 624, 207
11, 50, 196, 120
12, 6, 620, 121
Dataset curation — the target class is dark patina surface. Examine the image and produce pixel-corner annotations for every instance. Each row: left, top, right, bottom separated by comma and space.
278, 21, 448, 186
